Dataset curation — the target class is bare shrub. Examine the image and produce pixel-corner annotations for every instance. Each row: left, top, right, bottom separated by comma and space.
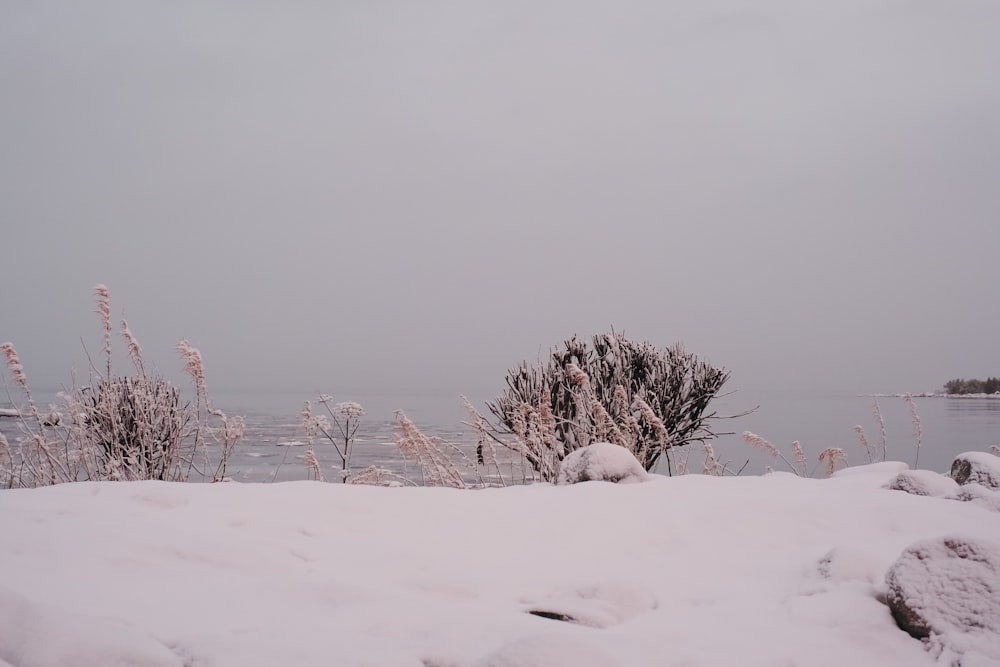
486, 332, 730, 477
81, 376, 190, 481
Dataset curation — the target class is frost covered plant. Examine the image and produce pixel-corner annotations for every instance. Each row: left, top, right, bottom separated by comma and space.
81, 376, 190, 481
299, 396, 366, 482
903, 394, 922, 468
348, 465, 412, 487
702, 442, 722, 476
791, 440, 807, 477
742, 431, 805, 476
854, 425, 873, 464
0, 285, 243, 487
394, 411, 471, 488
303, 448, 324, 481
818, 448, 847, 477
873, 401, 888, 461
487, 332, 730, 475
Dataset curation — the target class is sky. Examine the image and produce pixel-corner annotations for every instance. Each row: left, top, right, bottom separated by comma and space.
2, 0, 999, 404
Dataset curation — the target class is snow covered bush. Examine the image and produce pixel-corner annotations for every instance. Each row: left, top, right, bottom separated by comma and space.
486, 332, 728, 478
0, 285, 243, 487
81, 376, 191, 481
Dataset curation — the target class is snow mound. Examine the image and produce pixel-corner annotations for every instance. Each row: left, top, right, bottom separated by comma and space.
946, 484, 1000, 513
0, 584, 182, 667
950, 452, 1000, 489
816, 547, 887, 586
556, 442, 649, 485
832, 461, 909, 480
524, 582, 657, 628
885, 535, 1000, 664
885, 470, 960, 497
475, 633, 620, 667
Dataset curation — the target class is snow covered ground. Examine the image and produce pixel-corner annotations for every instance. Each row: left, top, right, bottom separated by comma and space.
2, 462, 998, 667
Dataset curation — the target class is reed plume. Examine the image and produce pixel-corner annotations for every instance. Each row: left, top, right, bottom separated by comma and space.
872, 400, 888, 461
395, 410, 468, 488
702, 442, 722, 476
854, 425, 873, 464
742, 431, 805, 476
743, 431, 779, 458
903, 394, 922, 468
818, 447, 847, 477
120, 318, 144, 375
177, 340, 206, 401
94, 284, 112, 380
791, 440, 806, 476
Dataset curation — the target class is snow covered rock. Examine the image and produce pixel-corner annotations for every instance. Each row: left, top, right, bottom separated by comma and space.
885, 470, 960, 497
556, 442, 649, 485
475, 633, 620, 667
946, 484, 1000, 513
949, 452, 1000, 489
0, 584, 183, 667
884, 535, 1000, 664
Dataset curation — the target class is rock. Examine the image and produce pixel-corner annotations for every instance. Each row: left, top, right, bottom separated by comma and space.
556, 442, 649, 485
885, 470, 959, 497
884, 535, 1000, 663
950, 452, 1000, 489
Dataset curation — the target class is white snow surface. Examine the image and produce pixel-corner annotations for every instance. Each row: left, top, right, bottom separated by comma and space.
2, 463, 1000, 667
556, 442, 649, 485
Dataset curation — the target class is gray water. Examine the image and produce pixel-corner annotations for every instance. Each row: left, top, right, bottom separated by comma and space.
186, 390, 1000, 482
3, 389, 999, 483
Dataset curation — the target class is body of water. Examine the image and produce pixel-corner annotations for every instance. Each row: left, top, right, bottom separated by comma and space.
3, 389, 999, 483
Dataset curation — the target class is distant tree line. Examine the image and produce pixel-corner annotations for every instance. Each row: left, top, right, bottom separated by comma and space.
943, 378, 1000, 395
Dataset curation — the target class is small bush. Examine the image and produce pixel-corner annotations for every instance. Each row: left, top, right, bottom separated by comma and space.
82, 376, 191, 481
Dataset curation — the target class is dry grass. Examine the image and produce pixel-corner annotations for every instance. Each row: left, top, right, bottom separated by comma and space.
854, 425, 873, 464
742, 431, 805, 476
903, 393, 922, 468
818, 447, 848, 476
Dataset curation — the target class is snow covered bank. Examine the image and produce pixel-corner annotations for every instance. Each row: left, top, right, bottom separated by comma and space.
2, 465, 999, 667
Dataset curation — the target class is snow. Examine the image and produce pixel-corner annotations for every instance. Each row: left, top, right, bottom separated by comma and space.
2, 463, 1000, 667
556, 442, 649, 485
0, 584, 181, 667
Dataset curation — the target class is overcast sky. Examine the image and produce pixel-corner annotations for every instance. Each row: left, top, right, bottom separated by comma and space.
2, 0, 998, 407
